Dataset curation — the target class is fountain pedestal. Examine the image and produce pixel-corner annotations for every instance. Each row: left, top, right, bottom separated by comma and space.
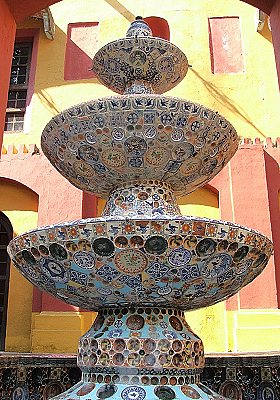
59, 307, 211, 399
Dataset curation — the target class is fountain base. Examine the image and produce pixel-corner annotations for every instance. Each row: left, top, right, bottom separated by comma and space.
50, 307, 225, 400
52, 380, 225, 399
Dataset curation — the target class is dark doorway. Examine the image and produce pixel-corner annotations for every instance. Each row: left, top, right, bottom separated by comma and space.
0, 212, 13, 350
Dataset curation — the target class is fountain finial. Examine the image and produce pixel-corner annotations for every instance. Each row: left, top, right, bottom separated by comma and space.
126, 16, 152, 37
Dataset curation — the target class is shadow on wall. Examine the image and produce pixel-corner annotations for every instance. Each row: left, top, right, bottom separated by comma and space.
37, 89, 61, 115
104, 0, 135, 22
30, 23, 104, 122
190, 68, 267, 139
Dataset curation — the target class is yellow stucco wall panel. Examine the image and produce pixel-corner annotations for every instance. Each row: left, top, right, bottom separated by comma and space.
186, 302, 227, 353
237, 310, 280, 328
31, 312, 95, 353
225, 310, 280, 352
33, 312, 84, 331
5, 267, 33, 352
81, 311, 97, 333
226, 311, 236, 353
236, 327, 280, 352
31, 330, 80, 354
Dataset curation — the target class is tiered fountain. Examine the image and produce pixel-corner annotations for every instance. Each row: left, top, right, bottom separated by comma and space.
8, 18, 273, 400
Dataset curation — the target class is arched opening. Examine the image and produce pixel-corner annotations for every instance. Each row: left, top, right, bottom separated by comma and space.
0, 212, 12, 350
0, 178, 38, 235
0, 178, 39, 351
178, 186, 219, 219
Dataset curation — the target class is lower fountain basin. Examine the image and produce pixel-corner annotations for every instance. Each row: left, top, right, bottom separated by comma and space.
8, 216, 272, 311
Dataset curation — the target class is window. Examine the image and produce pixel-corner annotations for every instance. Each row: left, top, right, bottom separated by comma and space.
4, 42, 33, 133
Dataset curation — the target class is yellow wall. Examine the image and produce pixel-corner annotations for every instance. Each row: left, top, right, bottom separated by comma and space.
0, 179, 38, 351
2, 0, 280, 150
31, 311, 96, 353
178, 187, 219, 220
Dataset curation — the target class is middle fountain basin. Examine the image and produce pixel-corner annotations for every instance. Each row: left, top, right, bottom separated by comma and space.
41, 95, 238, 198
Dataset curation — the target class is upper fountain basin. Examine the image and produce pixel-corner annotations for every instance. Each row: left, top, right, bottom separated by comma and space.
41, 95, 238, 198
92, 37, 188, 95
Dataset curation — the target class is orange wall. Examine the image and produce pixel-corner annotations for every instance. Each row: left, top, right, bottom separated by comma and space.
211, 143, 278, 310
6, 0, 62, 22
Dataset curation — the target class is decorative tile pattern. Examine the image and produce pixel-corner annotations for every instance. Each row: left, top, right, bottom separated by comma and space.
77, 308, 204, 372
103, 181, 181, 218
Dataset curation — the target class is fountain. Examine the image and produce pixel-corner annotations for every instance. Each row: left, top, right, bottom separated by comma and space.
7, 17, 273, 400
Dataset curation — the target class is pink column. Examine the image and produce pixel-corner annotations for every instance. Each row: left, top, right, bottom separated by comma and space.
211, 142, 278, 310
36, 167, 85, 312
0, 0, 16, 151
